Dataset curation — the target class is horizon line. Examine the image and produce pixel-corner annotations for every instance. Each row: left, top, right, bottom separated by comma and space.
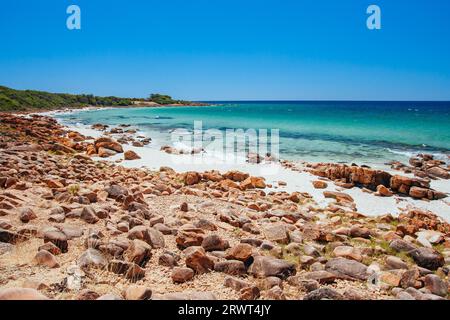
3, 85, 450, 103
199, 99, 450, 103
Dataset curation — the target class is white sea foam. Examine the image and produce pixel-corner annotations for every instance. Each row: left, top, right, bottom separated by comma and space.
387, 148, 449, 164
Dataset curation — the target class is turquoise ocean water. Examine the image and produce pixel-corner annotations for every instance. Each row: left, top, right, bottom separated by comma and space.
55, 101, 450, 167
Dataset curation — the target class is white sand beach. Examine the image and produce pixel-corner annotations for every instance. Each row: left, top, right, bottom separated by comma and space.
63, 122, 450, 222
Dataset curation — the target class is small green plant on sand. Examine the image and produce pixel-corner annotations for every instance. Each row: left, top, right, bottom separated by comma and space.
68, 184, 80, 195
282, 253, 300, 266
47, 150, 59, 156
368, 238, 415, 265
232, 227, 243, 237
433, 243, 446, 254
389, 219, 399, 227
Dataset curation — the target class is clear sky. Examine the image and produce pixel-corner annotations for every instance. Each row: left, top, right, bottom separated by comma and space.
1, 0, 450, 100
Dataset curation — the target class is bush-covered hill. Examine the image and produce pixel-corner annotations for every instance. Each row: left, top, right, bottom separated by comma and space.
0, 86, 134, 112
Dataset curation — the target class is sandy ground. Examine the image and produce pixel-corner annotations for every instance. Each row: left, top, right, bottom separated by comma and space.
56, 121, 450, 222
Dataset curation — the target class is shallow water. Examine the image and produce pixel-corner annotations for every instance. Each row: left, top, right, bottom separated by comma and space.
55, 101, 450, 166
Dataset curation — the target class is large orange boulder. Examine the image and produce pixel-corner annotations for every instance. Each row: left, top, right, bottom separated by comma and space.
94, 137, 123, 153
124, 150, 141, 160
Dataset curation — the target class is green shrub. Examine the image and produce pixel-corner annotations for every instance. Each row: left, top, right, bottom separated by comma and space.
0, 85, 133, 111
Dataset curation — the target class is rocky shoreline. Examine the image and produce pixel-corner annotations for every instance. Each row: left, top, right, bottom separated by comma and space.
304, 161, 447, 201
0, 112, 449, 300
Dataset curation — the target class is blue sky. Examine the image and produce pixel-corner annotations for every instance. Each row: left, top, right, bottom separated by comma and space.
1, 0, 449, 100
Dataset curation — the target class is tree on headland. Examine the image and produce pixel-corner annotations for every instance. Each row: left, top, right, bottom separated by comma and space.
148, 93, 178, 105
0, 85, 197, 112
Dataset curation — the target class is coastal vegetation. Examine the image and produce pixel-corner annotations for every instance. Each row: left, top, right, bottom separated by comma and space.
0, 85, 196, 112
0, 85, 133, 112
148, 93, 184, 105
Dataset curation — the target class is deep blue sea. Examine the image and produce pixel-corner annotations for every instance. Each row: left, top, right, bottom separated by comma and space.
56, 101, 450, 166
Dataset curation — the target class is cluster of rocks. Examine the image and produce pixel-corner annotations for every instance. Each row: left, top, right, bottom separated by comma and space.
246, 152, 277, 164
91, 123, 151, 145
160, 145, 203, 155
389, 153, 449, 180
1, 113, 449, 301
306, 163, 447, 200
0, 114, 143, 162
